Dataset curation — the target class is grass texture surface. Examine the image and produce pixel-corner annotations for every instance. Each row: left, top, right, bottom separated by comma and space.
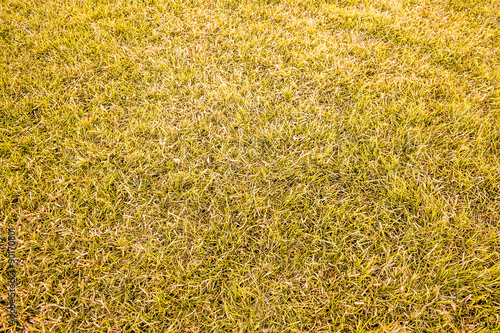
1, 0, 500, 331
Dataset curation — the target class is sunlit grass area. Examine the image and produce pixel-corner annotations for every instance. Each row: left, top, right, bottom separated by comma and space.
1, 0, 500, 331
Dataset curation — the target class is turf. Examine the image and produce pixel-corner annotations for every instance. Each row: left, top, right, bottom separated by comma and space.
1, 0, 500, 331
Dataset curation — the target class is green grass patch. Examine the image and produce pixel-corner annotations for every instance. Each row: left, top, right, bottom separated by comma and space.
1, 0, 500, 331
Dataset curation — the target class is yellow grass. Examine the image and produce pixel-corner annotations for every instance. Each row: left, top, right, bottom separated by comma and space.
1, 0, 499, 331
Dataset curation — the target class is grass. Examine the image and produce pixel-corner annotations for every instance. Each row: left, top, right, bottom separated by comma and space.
1, 0, 500, 331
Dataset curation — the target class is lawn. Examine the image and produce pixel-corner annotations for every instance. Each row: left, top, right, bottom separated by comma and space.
1, 0, 499, 331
